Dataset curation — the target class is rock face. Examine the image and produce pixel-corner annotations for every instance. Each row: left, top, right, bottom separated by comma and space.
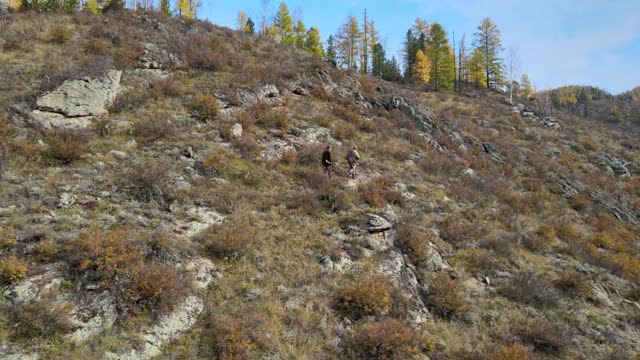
543, 116, 561, 129
383, 96, 436, 133
237, 84, 281, 106
230, 123, 243, 138
105, 296, 204, 360
139, 43, 180, 69
31, 70, 122, 129
597, 153, 631, 177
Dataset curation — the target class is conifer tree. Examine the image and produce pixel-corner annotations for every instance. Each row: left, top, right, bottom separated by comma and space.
427, 23, 454, 91
371, 43, 385, 77
294, 20, 307, 48
305, 27, 323, 56
469, 48, 487, 88
245, 18, 256, 35
403, 29, 418, 78
337, 15, 361, 70
412, 49, 431, 85
325, 35, 338, 64
160, 0, 171, 15
520, 74, 533, 98
457, 34, 468, 91
474, 17, 504, 88
412, 18, 430, 37
273, 2, 295, 44
382, 56, 402, 81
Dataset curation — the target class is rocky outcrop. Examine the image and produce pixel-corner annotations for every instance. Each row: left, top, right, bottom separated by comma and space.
481, 142, 504, 164
139, 43, 181, 69
543, 116, 561, 129
596, 153, 631, 177
237, 84, 282, 106
105, 296, 204, 360
31, 70, 122, 129
383, 96, 436, 133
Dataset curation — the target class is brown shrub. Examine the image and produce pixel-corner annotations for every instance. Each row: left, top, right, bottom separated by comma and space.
125, 264, 189, 313
490, 344, 529, 360
536, 225, 556, 243
500, 270, 559, 308
521, 233, 550, 253
203, 147, 227, 174
257, 107, 289, 129
125, 160, 171, 204
438, 216, 473, 247
569, 193, 590, 211
361, 177, 404, 208
454, 248, 497, 274
45, 130, 91, 164
426, 272, 468, 318
0, 256, 28, 285
9, 299, 74, 340
553, 269, 592, 298
192, 95, 220, 121
418, 150, 462, 178
344, 318, 430, 360
233, 133, 262, 158
149, 79, 184, 98
555, 223, 580, 241
50, 24, 73, 44
513, 318, 570, 353
133, 114, 175, 144
200, 213, 257, 259
31, 240, 60, 263
334, 276, 394, 319
66, 228, 143, 286
213, 319, 256, 360
333, 122, 357, 141
397, 227, 432, 264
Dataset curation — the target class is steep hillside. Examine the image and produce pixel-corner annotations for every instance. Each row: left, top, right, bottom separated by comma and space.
1, 10, 640, 360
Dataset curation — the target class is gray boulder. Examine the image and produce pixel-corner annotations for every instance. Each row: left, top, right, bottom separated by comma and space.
367, 214, 393, 233
542, 116, 561, 129
32, 70, 122, 129
383, 96, 436, 133
139, 43, 181, 69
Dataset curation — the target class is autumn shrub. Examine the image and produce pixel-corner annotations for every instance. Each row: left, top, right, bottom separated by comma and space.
425, 272, 468, 318
555, 223, 580, 242
553, 269, 592, 298
132, 114, 175, 144
0, 256, 28, 285
536, 224, 556, 242
333, 122, 357, 140
45, 130, 91, 164
125, 160, 170, 204
419, 150, 462, 178
192, 95, 220, 121
361, 177, 404, 208
257, 107, 289, 129
200, 212, 257, 259
233, 133, 262, 158
499, 270, 559, 308
31, 240, 60, 263
344, 318, 430, 360
521, 233, 550, 253
397, 227, 432, 264
125, 264, 189, 312
513, 318, 570, 353
149, 78, 184, 98
50, 24, 73, 44
334, 275, 394, 319
65, 228, 143, 286
203, 147, 228, 174
590, 232, 630, 253
489, 343, 529, 360
438, 216, 472, 247
8, 299, 74, 341
213, 319, 256, 360
569, 193, 590, 211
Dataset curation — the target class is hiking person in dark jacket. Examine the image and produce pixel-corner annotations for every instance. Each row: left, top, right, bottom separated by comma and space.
322, 145, 332, 178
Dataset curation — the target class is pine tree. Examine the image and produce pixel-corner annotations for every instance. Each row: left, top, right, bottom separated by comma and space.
403, 29, 418, 78
474, 17, 504, 88
371, 43, 385, 77
245, 18, 256, 35
273, 2, 294, 44
469, 48, 486, 88
382, 56, 402, 81
412, 49, 431, 85
294, 20, 307, 48
427, 23, 454, 91
337, 16, 361, 70
520, 74, 533, 98
305, 27, 323, 56
325, 35, 337, 64
160, 0, 171, 15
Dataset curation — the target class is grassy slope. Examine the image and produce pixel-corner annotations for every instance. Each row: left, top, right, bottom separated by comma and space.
0, 9, 639, 359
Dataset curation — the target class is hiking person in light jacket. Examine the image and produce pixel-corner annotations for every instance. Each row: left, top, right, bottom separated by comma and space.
346, 146, 360, 179
322, 145, 332, 178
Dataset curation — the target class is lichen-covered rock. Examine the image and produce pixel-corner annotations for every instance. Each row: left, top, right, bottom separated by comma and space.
367, 214, 393, 233
139, 43, 181, 69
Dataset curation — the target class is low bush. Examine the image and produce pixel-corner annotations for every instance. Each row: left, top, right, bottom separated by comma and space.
192, 95, 220, 121
0, 256, 28, 285
31, 240, 60, 263
257, 107, 289, 129
334, 276, 394, 319
213, 318, 256, 360
553, 269, 592, 298
125, 160, 171, 204
453, 248, 497, 274
397, 227, 432, 264
202, 147, 228, 174
132, 114, 175, 144
489, 344, 529, 360
149, 79, 184, 98
8, 299, 74, 341
125, 264, 189, 313
569, 193, 590, 211
438, 216, 473, 247
200, 212, 257, 259
499, 270, 559, 308
513, 318, 570, 353
361, 177, 404, 208
50, 24, 73, 44
45, 130, 91, 164
425, 272, 468, 318
344, 318, 431, 359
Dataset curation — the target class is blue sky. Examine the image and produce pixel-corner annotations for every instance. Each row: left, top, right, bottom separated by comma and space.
199, 0, 640, 94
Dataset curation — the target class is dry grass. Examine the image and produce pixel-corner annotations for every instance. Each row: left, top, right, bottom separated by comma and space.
344, 318, 431, 359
